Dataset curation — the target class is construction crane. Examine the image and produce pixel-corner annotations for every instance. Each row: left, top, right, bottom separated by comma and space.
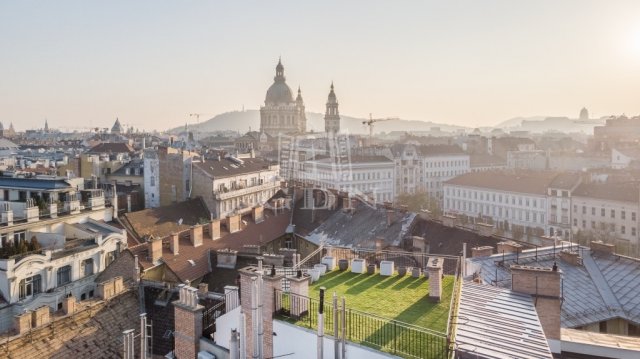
362, 113, 399, 139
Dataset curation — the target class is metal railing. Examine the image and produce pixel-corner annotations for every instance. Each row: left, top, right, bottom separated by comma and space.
275, 290, 448, 359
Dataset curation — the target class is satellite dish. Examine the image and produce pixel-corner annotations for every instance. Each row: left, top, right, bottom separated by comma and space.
178, 218, 183, 225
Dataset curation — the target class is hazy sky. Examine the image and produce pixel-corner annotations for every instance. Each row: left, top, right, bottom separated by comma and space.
2, 1, 640, 131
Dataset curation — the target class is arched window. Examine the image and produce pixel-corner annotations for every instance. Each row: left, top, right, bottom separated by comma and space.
19, 274, 42, 300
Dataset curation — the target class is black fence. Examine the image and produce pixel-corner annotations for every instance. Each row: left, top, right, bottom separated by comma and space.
202, 300, 226, 338
276, 290, 448, 359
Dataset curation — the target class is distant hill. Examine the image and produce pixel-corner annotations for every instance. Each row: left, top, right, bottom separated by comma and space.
168, 110, 468, 135
493, 116, 548, 129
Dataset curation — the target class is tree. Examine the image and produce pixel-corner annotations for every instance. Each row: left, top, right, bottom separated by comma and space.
395, 190, 441, 216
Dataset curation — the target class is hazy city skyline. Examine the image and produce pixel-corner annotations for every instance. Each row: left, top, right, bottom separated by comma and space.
2, 1, 640, 131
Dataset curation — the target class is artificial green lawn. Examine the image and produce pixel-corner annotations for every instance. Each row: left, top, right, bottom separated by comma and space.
279, 270, 455, 358
309, 270, 454, 332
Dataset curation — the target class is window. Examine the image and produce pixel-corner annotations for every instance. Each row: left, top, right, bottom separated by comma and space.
611, 210, 615, 219
592, 207, 596, 215
582, 220, 586, 228
582, 206, 586, 214
573, 218, 578, 226
601, 208, 605, 217
634, 212, 637, 221
622, 211, 626, 220
57, 265, 72, 286
622, 226, 626, 234
105, 250, 117, 266
19, 275, 42, 300
83, 259, 94, 277
591, 221, 596, 229
633, 227, 637, 236
600, 321, 607, 333
150, 176, 155, 186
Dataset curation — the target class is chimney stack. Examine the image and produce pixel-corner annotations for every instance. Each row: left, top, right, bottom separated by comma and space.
190, 225, 203, 247
209, 219, 221, 239
471, 246, 494, 258
386, 210, 395, 227
427, 257, 444, 302
228, 214, 241, 233
173, 284, 204, 359
170, 233, 179, 255
252, 205, 264, 223
510, 264, 562, 351
149, 236, 162, 265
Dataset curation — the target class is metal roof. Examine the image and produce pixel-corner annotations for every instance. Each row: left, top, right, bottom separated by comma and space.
455, 281, 552, 359
0, 177, 73, 190
466, 245, 640, 328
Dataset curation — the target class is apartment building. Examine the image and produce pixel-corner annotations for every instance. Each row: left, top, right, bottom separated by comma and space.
191, 155, 280, 219
295, 155, 395, 203
444, 171, 558, 236
392, 144, 469, 201
572, 181, 640, 253
0, 176, 125, 332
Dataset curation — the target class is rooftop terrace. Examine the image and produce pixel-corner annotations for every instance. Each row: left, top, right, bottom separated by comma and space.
277, 265, 458, 359
309, 270, 454, 332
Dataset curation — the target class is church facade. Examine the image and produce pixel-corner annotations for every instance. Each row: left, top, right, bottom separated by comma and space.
259, 59, 307, 136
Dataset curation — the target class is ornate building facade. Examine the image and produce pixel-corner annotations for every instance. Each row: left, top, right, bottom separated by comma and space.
259, 59, 307, 136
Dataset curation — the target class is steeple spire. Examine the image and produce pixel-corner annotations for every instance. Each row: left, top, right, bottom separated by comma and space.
324, 82, 340, 134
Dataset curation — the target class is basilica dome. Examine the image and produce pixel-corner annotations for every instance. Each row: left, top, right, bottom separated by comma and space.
265, 59, 294, 104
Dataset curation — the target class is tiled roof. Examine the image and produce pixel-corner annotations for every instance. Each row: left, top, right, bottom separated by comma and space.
417, 144, 466, 156
87, 142, 134, 154
132, 208, 290, 282
445, 171, 559, 195
573, 182, 640, 203
121, 197, 211, 240
456, 282, 552, 359
467, 245, 640, 328
193, 157, 275, 178
470, 154, 506, 167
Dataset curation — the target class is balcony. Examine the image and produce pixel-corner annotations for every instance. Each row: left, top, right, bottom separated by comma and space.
214, 181, 279, 200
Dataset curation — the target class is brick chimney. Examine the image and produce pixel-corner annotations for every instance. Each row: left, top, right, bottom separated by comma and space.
209, 219, 221, 240
173, 284, 204, 359
239, 266, 283, 359
427, 257, 443, 302
590, 240, 614, 255
149, 236, 163, 265
471, 246, 494, 258
497, 241, 523, 254
252, 205, 264, 223
559, 250, 582, 266
170, 232, 179, 255
228, 214, 241, 233
386, 210, 395, 227
511, 264, 562, 350
190, 225, 203, 247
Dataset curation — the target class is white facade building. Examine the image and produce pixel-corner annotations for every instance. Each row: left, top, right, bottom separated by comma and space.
444, 171, 561, 236
572, 182, 640, 253
392, 144, 470, 202
143, 148, 160, 208
295, 155, 395, 203
0, 177, 125, 332
192, 155, 281, 219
